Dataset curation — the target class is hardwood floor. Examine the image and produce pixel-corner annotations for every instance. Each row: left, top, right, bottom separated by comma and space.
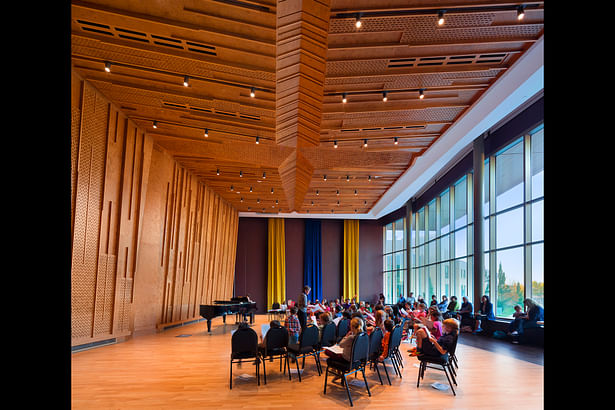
71, 314, 543, 409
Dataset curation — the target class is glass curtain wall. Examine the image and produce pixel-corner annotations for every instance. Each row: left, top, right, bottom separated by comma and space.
409, 175, 474, 304
383, 218, 407, 303
484, 124, 544, 317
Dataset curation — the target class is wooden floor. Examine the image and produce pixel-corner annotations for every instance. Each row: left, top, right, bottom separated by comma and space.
71, 314, 543, 409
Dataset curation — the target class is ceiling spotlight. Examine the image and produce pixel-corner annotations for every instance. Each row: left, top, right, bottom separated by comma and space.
261, 172, 266, 179
337, 200, 340, 206
275, 199, 279, 205
355, 13, 362, 28
204, 128, 209, 137
323, 175, 327, 181
152, 120, 158, 129
334, 140, 338, 148
230, 185, 234, 191
104, 61, 111, 72
311, 201, 314, 206
239, 170, 243, 178
250, 186, 253, 192
255, 136, 260, 144
368, 175, 372, 182
240, 197, 244, 202
394, 137, 399, 145
342, 93, 347, 103
437, 10, 445, 25
316, 190, 319, 196
382, 91, 388, 102
346, 175, 350, 182
354, 189, 358, 196
419, 89, 425, 99
183, 75, 189, 87
216, 168, 220, 175
517, 5, 525, 20
336, 189, 340, 196
257, 198, 260, 204
271, 188, 274, 194
364, 200, 367, 205
250, 87, 255, 98
363, 139, 368, 148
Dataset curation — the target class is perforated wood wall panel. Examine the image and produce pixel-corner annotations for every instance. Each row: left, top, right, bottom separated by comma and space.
71, 70, 238, 345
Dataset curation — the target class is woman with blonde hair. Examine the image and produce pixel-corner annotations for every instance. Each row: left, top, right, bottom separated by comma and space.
324, 317, 363, 364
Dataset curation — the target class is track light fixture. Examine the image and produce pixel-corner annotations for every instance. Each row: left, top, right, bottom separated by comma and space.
204, 128, 209, 137
316, 190, 319, 196
336, 189, 340, 196
230, 185, 234, 191
342, 93, 347, 103
394, 137, 399, 145
346, 175, 350, 182
271, 188, 274, 194
437, 10, 445, 25
382, 91, 388, 102
183, 75, 189, 87
216, 168, 220, 175
255, 136, 260, 144
257, 198, 260, 204
354, 189, 358, 196
363, 139, 368, 148
517, 5, 525, 20
152, 120, 158, 129
368, 175, 372, 182
355, 13, 362, 28
419, 89, 425, 99
334, 140, 338, 148
240, 197, 244, 202
323, 175, 327, 181
104, 61, 111, 72
239, 170, 243, 178
262, 172, 266, 179
250, 87, 255, 98
250, 186, 253, 192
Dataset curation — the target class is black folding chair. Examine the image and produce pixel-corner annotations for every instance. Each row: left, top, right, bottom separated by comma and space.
316, 322, 337, 365
337, 319, 350, 343
367, 327, 389, 385
323, 332, 371, 407
229, 326, 261, 389
258, 326, 290, 384
390, 324, 404, 371
416, 351, 457, 396
287, 324, 322, 381
268, 302, 281, 321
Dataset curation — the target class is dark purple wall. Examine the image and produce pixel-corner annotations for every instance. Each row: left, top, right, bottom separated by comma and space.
234, 218, 268, 313
284, 218, 305, 305
359, 220, 384, 305
234, 217, 382, 313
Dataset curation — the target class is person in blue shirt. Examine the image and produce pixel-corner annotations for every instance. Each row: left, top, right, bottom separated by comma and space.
436, 295, 449, 312
473, 295, 495, 334
397, 294, 406, 305
509, 298, 544, 336
406, 292, 416, 309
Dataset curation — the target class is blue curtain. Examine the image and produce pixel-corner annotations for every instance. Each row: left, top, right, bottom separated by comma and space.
304, 219, 323, 303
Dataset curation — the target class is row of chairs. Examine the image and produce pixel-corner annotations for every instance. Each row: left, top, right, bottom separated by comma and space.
230, 318, 420, 406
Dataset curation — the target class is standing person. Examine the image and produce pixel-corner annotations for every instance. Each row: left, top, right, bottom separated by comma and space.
474, 295, 495, 334
297, 285, 311, 331
284, 306, 301, 345
379, 293, 386, 305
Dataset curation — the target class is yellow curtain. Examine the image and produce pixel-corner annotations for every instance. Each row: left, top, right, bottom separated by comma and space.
343, 219, 360, 300
267, 218, 286, 311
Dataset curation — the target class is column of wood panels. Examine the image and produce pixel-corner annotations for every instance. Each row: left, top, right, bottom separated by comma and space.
71, 74, 153, 346
158, 165, 238, 327
71, 71, 239, 346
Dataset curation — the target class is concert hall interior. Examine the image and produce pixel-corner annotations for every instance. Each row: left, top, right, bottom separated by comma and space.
69, 0, 544, 408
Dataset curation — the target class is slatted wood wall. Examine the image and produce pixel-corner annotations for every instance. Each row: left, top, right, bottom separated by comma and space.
71, 71, 239, 347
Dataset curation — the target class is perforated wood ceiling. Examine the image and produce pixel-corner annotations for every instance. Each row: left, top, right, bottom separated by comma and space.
71, 0, 544, 215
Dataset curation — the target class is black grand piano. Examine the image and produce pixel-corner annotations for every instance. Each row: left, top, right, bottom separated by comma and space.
200, 296, 257, 332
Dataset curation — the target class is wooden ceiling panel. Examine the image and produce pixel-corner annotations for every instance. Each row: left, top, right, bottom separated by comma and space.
71, 0, 543, 215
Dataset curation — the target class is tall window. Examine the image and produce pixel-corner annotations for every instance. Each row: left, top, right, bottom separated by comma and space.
410, 174, 473, 303
383, 218, 406, 303
484, 124, 544, 317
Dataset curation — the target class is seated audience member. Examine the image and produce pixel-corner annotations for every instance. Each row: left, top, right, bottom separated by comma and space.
378, 319, 395, 362
366, 309, 386, 335
332, 305, 343, 319
421, 308, 444, 339
317, 311, 332, 340
284, 306, 301, 344
379, 293, 386, 305
437, 295, 449, 312
406, 292, 416, 309
374, 303, 385, 312
364, 302, 373, 313
411, 303, 427, 323
508, 298, 544, 336
474, 295, 495, 334
397, 293, 406, 306
411, 318, 459, 359
416, 295, 426, 306
342, 298, 351, 310
430, 295, 438, 307
457, 296, 474, 330
259, 320, 282, 350
444, 296, 460, 319
324, 317, 364, 382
